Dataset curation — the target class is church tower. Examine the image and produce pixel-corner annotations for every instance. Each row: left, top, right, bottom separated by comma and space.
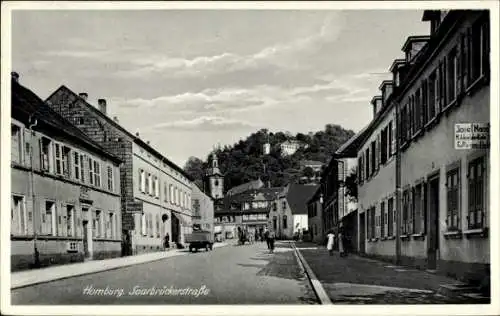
206, 152, 224, 200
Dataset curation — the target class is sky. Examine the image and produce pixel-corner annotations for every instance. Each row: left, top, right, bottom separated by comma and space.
12, 9, 430, 167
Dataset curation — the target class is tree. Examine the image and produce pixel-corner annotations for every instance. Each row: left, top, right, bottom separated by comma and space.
303, 166, 315, 178
183, 156, 205, 189
344, 167, 358, 203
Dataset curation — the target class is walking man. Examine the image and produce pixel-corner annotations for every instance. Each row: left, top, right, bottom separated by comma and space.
264, 227, 270, 249
269, 230, 276, 253
164, 232, 170, 250
326, 230, 335, 256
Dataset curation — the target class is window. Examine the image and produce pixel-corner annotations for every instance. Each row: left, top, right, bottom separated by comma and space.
447, 48, 458, 103
66, 205, 75, 237
164, 182, 168, 202
470, 17, 489, 83
381, 127, 388, 164
387, 197, 394, 236
428, 73, 437, 120
370, 207, 376, 239
365, 148, 370, 179
152, 176, 157, 198
402, 190, 409, 235
107, 166, 114, 191
88, 157, 94, 185
140, 170, 146, 192
388, 121, 394, 158
42, 201, 55, 235
468, 157, 486, 229
141, 213, 147, 236
40, 137, 52, 172
413, 184, 424, 234
370, 141, 376, 175
415, 89, 422, 131
11, 124, 22, 164
80, 154, 85, 183
93, 160, 101, 187
74, 152, 80, 180
11, 195, 27, 235
438, 60, 447, 109
62, 146, 71, 177
156, 214, 161, 238
421, 80, 428, 125
170, 185, 174, 203
145, 173, 150, 194
54, 143, 63, 175
273, 216, 277, 230
283, 215, 288, 229
446, 168, 460, 231
380, 201, 385, 237
93, 210, 102, 238
108, 212, 115, 238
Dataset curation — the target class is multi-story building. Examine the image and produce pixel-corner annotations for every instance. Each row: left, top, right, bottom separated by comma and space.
318, 157, 340, 237
307, 187, 324, 243
336, 10, 490, 286
45, 86, 194, 254
11, 74, 122, 270
214, 186, 281, 241
191, 183, 214, 235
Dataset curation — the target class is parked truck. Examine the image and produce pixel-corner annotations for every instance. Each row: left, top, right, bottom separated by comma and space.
185, 230, 214, 252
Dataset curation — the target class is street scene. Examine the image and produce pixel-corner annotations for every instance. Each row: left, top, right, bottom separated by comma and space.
5, 3, 495, 312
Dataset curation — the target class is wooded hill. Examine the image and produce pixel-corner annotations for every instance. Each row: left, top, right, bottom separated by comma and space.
183, 124, 355, 192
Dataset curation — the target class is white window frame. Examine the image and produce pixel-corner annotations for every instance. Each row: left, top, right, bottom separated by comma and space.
154, 176, 159, 198
73, 151, 80, 181
42, 200, 56, 236
170, 184, 174, 203
12, 195, 27, 235
11, 123, 23, 164
66, 204, 75, 237
148, 173, 153, 195
94, 160, 101, 187
62, 145, 71, 178
140, 169, 146, 193
54, 143, 63, 175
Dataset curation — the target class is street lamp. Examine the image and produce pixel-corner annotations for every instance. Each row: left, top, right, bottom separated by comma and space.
28, 113, 40, 267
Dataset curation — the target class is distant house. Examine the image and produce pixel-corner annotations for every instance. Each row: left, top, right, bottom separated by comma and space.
300, 160, 324, 173
214, 187, 282, 241
275, 183, 318, 239
279, 140, 306, 156
191, 184, 214, 235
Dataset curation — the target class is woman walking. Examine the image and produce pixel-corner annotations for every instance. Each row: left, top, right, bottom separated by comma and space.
338, 229, 346, 257
269, 230, 276, 253
326, 230, 335, 256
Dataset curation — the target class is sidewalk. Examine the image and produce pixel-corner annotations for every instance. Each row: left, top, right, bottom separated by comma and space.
294, 242, 489, 304
11, 242, 229, 290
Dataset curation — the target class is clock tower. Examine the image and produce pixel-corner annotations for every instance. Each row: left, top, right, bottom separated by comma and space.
206, 152, 224, 200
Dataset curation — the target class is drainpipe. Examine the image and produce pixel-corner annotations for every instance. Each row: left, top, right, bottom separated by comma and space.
395, 100, 402, 265
28, 114, 40, 267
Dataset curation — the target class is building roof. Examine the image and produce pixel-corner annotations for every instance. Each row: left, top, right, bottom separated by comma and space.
215, 187, 283, 214
11, 79, 122, 164
401, 35, 431, 52
45, 85, 192, 181
389, 59, 407, 72
335, 124, 371, 158
226, 178, 264, 196
285, 183, 319, 215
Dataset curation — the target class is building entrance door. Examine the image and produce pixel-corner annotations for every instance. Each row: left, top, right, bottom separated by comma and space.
82, 220, 90, 258
171, 214, 180, 245
427, 176, 440, 270
359, 212, 365, 254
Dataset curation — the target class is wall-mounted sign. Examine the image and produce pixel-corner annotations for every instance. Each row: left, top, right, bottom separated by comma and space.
455, 123, 490, 150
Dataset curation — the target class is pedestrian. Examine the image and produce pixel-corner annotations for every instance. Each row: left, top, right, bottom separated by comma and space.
264, 227, 270, 249
269, 230, 276, 253
164, 233, 170, 250
326, 230, 335, 256
338, 229, 346, 257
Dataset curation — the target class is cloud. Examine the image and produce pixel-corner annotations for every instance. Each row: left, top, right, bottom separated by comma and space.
151, 116, 257, 131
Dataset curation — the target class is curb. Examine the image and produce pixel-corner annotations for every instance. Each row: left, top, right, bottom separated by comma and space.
292, 242, 332, 305
12, 242, 230, 290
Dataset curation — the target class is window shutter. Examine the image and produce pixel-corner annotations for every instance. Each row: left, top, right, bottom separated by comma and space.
409, 188, 414, 234
376, 134, 381, 170
360, 155, 364, 182
391, 118, 396, 156
421, 183, 426, 234
39, 138, 43, 170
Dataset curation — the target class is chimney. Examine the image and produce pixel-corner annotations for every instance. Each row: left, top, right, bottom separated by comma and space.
98, 99, 107, 115
135, 132, 140, 137
113, 116, 119, 123
79, 93, 88, 101
146, 141, 150, 145
11, 72, 19, 82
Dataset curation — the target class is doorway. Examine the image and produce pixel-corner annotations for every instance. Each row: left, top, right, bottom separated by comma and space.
427, 176, 440, 270
82, 220, 90, 258
359, 212, 366, 254
171, 214, 180, 245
